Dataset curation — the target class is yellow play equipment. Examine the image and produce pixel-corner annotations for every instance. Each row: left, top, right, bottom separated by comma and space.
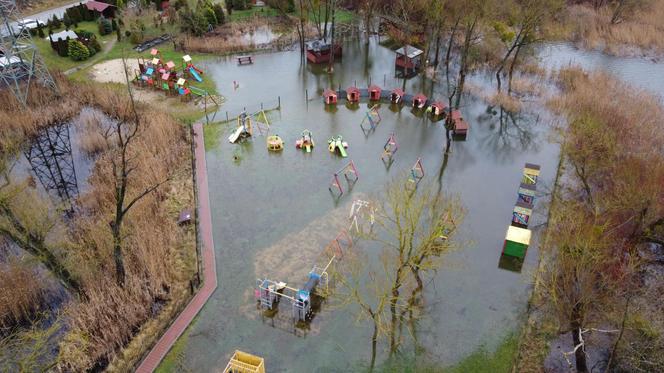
223, 350, 265, 373
266, 135, 284, 151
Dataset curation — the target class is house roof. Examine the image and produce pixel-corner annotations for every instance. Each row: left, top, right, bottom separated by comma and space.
368, 85, 381, 92
50, 29, 78, 41
413, 93, 427, 100
85, 0, 115, 13
346, 86, 360, 93
391, 88, 405, 95
506, 225, 532, 245
430, 101, 446, 109
395, 45, 423, 59
323, 88, 337, 97
0, 56, 21, 67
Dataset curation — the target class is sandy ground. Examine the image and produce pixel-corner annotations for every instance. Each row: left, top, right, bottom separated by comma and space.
90, 59, 165, 103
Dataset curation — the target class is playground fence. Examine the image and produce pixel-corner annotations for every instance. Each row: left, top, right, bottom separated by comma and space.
214, 97, 281, 124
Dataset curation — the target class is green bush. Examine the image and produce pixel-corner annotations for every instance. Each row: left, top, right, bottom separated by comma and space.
89, 36, 102, 52
37, 24, 45, 38
129, 31, 143, 44
50, 14, 62, 28
63, 13, 73, 28
75, 29, 94, 39
68, 39, 90, 61
178, 8, 208, 36
212, 4, 225, 24
231, 0, 248, 10
87, 44, 97, 57
203, 7, 217, 26
98, 17, 112, 35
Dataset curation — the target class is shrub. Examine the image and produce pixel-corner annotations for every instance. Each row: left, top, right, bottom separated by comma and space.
37, 24, 45, 38
231, 0, 248, 10
75, 29, 94, 39
129, 31, 143, 44
212, 3, 225, 24
68, 39, 90, 61
63, 13, 73, 28
51, 14, 62, 28
98, 17, 112, 35
203, 6, 217, 26
111, 19, 118, 31
87, 44, 97, 57
178, 8, 208, 36
89, 36, 102, 52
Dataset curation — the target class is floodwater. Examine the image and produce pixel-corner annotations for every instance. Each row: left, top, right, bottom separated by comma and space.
168, 39, 663, 372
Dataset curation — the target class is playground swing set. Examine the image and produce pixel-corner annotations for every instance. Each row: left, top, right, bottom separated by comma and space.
381, 133, 399, 164
360, 105, 382, 133
228, 110, 272, 144
408, 157, 425, 185
329, 160, 359, 196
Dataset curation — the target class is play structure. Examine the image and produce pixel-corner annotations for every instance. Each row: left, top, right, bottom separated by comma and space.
256, 229, 352, 323
501, 163, 541, 262
360, 105, 382, 132
223, 350, 265, 373
368, 85, 382, 101
428, 101, 447, 117
295, 130, 315, 152
327, 135, 349, 157
381, 133, 399, 163
266, 135, 284, 151
391, 88, 405, 104
408, 157, 425, 185
348, 199, 375, 234
135, 49, 217, 105
228, 110, 271, 144
329, 161, 359, 196
323, 89, 338, 104
183, 54, 203, 82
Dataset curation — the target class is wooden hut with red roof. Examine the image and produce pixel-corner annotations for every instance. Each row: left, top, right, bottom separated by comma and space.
429, 101, 447, 116
85, 0, 116, 18
390, 88, 405, 104
368, 85, 382, 101
412, 93, 427, 109
323, 89, 338, 104
346, 86, 360, 103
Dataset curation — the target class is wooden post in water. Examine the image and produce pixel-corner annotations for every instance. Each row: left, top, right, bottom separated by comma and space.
226, 111, 229, 122
278, 96, 281, 108
384, 74, 386, 86
306, 89, 308, 102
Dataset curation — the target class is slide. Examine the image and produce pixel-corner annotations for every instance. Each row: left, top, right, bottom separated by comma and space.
189, 63, 203, 74
336, 140, 348, 157
189, 67, 203, 82
305, 144, 311, 153
228, 127, 244, 143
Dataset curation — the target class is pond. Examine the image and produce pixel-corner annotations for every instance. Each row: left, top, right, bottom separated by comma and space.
169, 39, 662, 372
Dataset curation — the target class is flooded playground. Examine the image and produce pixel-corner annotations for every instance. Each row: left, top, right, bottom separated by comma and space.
166, 39, 664, 372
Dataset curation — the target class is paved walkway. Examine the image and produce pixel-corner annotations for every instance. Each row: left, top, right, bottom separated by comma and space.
136, 123, 217, 372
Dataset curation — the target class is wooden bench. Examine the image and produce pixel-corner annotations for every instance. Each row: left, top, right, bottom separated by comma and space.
237, 56, 253, 65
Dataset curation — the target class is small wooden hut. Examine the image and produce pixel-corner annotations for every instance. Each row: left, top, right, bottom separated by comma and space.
390, 88, 405, 104
346, 86, 360, 103
412, 93, 427, 109
323, 89, 338, 104
395, 45, 423, 78
368, 85, 382, 101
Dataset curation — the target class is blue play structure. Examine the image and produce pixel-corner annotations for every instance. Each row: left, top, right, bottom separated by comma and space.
189, 67, 203, 82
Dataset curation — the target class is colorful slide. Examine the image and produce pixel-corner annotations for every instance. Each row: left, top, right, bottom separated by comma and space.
189, 67, 203, 82
228, 126, 244, 143
335, 138, 348, 157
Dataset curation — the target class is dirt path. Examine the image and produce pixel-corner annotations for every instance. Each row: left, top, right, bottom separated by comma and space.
63, 38, 117, 76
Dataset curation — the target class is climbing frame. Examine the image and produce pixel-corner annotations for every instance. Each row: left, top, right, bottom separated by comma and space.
381, 133, 399, 163
408, 157, 425, 185
329, 160, 359, 196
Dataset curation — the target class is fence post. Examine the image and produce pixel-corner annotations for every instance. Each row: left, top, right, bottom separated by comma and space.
226, 111, 229, 121
384, 74, 386, 86
306, 89, 308, 102
278, 96, 281, 108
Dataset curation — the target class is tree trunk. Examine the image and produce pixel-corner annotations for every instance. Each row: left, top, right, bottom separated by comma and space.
369, 319, 378, 372
571, 306, 589, 373
507, 41, 524, 95
112, 223, 125, 286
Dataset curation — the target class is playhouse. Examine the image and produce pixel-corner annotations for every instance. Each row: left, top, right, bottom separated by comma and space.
395, 44, 423, 78
503, 225, 532, 259
368, 85, 382, 101
390, 88, 405, 104
323, 89, 338, 104
346, 86, 360, 103
412, 93, 428, 109
306, 39, 342, 64
223, 351, 265, 373
328, 135, 349, 157
429, 101, 447, 116
267, 135, 284, 151
295, 130, 315, 152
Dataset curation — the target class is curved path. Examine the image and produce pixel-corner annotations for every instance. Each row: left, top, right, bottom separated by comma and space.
136, 123, 217, 372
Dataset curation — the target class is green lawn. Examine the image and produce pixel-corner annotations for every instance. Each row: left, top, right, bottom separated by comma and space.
445, 334, 518, 373
34, 20, 115, 71
228, 6, 281, 21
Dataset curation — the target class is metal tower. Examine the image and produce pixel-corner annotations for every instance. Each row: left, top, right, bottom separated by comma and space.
0, 0, 58, 107
25, 122, 79, 212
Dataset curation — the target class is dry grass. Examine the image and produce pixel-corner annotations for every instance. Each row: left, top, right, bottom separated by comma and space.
0, 76, 196, 370
550, 2, 664, 56
0, 258, 52, 333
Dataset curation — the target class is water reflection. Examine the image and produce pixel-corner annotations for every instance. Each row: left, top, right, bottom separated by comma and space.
24, 123, 79, 212
476, 105, 539, 162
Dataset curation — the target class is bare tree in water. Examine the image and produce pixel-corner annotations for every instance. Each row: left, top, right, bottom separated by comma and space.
332, 178, 463, 370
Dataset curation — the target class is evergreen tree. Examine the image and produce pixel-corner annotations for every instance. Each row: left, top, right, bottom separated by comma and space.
68, 39, 90, 60
51, 14, 62, 29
